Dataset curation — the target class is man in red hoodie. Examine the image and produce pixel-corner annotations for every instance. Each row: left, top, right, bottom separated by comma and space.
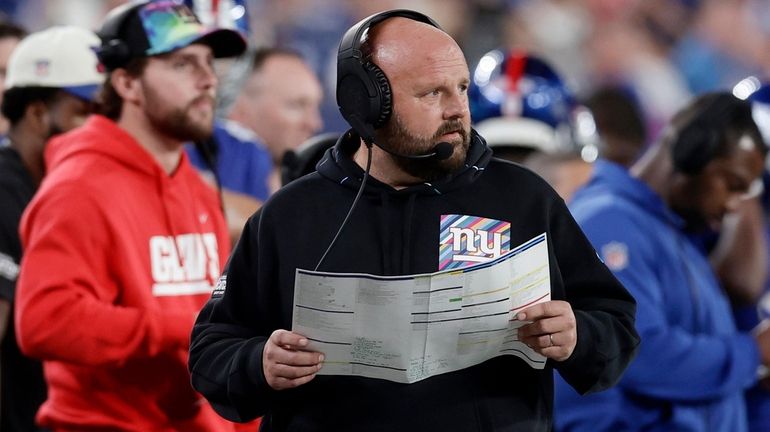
14, 1, 246, 430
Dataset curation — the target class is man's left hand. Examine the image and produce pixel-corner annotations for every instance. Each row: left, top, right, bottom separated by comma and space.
516, 300, 577, 362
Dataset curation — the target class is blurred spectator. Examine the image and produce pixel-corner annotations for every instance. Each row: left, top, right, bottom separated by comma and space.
0, 19, 25, 135
708, 194, 768, 307
186, 47, 322, 242
722, 188, 770, 432
14, 1, 246, 429
181, 0, 273, 245
0, 24, 102, 432
555, 92, 770, 432
711, 82, 770, 432
705, 85, 769, 306
523, 152, 592, 202
692, 79, 770, 310
261, 0, 355, 135
186, 120, 273, 244
227, 47, 323, 192
259, 0, 473, 135
585, 85, 648, 167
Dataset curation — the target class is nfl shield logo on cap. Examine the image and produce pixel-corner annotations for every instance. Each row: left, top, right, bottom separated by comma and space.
5, 26, 104, 102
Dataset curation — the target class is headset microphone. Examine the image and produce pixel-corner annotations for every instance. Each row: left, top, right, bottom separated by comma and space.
380, 141, 454, 161
432, 142, 454, 160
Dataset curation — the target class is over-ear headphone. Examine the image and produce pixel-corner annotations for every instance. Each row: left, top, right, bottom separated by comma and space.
96, 1, 149, 70
336, 9, 441, 144
672, 93, 752, 175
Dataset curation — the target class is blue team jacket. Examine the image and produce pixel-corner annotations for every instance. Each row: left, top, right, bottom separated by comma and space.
554, 160, 760, 432
186, 119, 273, 201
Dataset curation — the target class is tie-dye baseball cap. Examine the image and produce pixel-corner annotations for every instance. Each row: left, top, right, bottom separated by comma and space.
96, 0, 246, 70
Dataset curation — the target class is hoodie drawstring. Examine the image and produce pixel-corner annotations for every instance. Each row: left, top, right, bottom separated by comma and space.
156, 175, 186, 277
157, 171, 216, 289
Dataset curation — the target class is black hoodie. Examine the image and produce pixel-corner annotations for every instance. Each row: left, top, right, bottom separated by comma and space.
190, 130, 639, 431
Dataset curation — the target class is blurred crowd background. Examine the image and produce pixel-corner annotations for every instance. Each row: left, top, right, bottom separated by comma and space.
1, 0, 768, 147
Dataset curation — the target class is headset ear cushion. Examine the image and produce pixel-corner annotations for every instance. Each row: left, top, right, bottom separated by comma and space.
363, 61, 392, 128
673, 126, 718, 175
98, 39, 130, 70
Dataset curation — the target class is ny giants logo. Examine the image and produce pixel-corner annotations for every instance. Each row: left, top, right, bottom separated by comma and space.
439, 215, 511, 270
448, 227, 504, 259
149, 233, 219, 296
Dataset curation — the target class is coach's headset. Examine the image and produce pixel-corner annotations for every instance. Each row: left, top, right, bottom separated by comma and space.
336, 9, 441, 145
671, 93, 752, 175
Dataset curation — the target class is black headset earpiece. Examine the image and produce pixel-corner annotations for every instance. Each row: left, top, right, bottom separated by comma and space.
336, 9, 441, 144
98, 39, 131, 70
672, 93, 750, 175
96, 1, 148, 70
362, 61, 393, 129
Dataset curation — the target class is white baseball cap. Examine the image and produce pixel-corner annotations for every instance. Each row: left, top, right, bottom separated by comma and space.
5, 26, 104, 101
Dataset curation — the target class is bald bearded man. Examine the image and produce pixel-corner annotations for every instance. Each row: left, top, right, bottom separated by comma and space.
190, 11, 639, 431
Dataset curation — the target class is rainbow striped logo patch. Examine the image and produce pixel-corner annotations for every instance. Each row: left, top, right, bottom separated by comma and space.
439, 214, 511, 270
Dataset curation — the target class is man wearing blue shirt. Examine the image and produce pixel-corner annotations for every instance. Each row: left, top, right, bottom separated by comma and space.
554, 92, 770, 432
186, 119, 273, 243
187, 120, 272, 202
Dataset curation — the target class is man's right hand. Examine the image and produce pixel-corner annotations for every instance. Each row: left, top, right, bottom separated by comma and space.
263, 329, 324, 390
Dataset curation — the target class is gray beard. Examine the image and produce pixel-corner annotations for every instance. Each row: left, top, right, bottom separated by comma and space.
374, 114, 470, 182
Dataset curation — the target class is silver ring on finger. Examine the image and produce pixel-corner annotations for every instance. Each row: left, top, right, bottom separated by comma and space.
549, 333, 555, 347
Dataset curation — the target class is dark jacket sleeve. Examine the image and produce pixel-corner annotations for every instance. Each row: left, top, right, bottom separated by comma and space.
547, 197, 640, 394
0, 184, 25, 300
189, 210, 277, 422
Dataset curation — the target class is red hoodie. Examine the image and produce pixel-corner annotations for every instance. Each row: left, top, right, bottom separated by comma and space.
15, 116, 236, 431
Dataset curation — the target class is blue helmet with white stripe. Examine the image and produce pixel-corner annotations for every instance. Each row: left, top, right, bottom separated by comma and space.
469, 49, 597, 160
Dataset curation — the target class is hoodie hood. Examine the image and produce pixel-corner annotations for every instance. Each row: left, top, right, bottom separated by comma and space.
316, 128, 493, 196
41, 115, 216, 280
45, 115, 178, 179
